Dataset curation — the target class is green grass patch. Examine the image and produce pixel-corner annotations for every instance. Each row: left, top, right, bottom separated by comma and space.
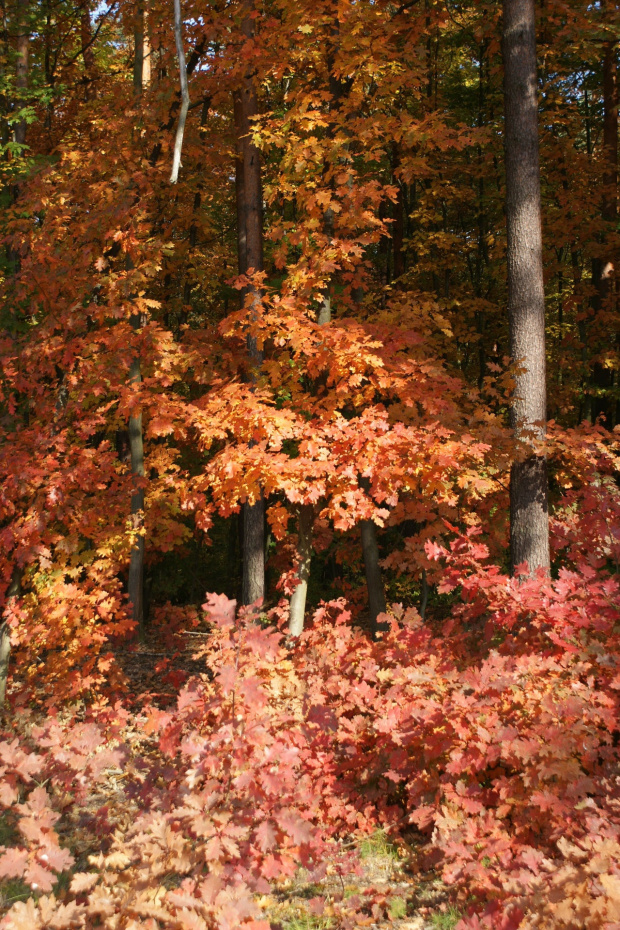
0, 813, 19, 847
0, 877, 31, 908
358, 829, 399, 862
281, 916, 334, 930
431, 906, 461, 929
389, 896, 408, 919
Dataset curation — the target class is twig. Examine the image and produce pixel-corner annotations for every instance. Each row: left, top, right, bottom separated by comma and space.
170, 0, 189, 183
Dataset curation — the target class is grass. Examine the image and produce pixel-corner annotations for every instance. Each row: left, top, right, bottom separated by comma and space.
431, 906, 461, 929
281, 915, 334, 930
0, 814, 31, 910
0, 807, 75, 911
358, 829, 400, 862
389, 896, 408, 919
0, 878, 31, 908
0, 813, 18, 847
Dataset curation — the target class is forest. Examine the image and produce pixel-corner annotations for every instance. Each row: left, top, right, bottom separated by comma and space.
0, 0, 619, 927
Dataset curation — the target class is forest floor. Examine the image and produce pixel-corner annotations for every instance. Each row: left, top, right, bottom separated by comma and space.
257, 846, 457, 930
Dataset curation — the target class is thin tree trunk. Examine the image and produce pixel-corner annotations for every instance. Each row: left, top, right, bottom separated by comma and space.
170, 0, 189, 184
502, 0, 550, 575
0, 6, 9, 147
133, 2, 151, 91
142, 11, 151, 87
327, 19, 388, 631
420, 568, 428, 619
44, 0, 54, 133
0, 623, 9, 707
591, 31, 618, 425
81, 9, 95, 79
361, 519, 388, 634
14, 8, 28, 147
392, 143, 405, 280
287, 23, 350, 632
126, 34, 148, 635
235, 1, 265, 607
234, 92, 248, 276
133, 2, 144, 93
288, 505, 313, 636
602, 37, 618, 228
128, 314, 145, 638
0, 567, 21, 707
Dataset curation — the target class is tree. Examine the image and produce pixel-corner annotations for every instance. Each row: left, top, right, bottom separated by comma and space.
502, 0, 550, 574
234, 0, 266, 607
14, 4, 29, 148
589, 6, 618, 426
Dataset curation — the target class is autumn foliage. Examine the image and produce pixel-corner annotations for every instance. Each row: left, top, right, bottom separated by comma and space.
1, 0, 620, 927
4, 526, 620, 929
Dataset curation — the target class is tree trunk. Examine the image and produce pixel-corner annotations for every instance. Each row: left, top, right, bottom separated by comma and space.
234, 91, 248, 276
128, 318, 145, 638
0, 7, 9, 147
14, 9, 28, 147
361, 519, 388, 635
288, 505, 313, 636
392, 143, 405, 279
126, 2, 152, 635
602, 38, 618, 228
235, 2, 265, 607
80, 9, 95, 79
502, 0, 550, 575
170, 0, 189, 183
133, 1, 152, 93
0, 623, 9, 707
591, 31, 618, 425
0, 567, 22, 707
142, 8, 151, 87
133, 3, 144, 94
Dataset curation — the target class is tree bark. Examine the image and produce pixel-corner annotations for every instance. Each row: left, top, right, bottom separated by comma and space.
502, 0, 550, 575
288, 505, 313, 636
133, 2, 144, 93
0, 567, 21, 707
14, 7, 28, 147
170, 0, 189, 183
361, 519, 388, 634
0, 622, 9, 707
125, 4, 149, 636
128, 315, 145, 638
235, 2, 265, 607
81, 9, 95, 78
602, 38, 618, 228
133, 3, 150, 93
392, 143, 405, 279
590, 31, 618, 425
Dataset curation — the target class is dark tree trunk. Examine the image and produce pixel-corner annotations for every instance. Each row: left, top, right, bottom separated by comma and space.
0, 567, 21, 706
591, 33, 618, 426
15, 13, 28, 146
502, 0, 550, 575
235, 2, 265, 607
125, 248, 146, 637
234, 94, 248, 276
133, 2, 145, 94
392, 143, 405, 279
0, 623, 9, 707
361, 519, 388, 635
80, 10, 95, 79
602, 39, 618, 228
128, 313, 145, 638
